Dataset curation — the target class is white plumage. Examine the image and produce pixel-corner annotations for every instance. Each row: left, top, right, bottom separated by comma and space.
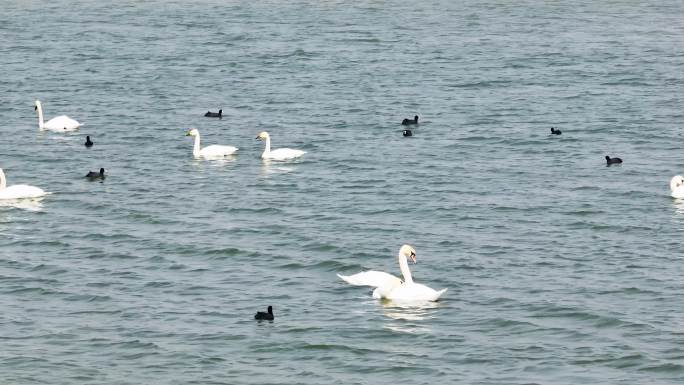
256, 131, 305, 160
0, 168, 48, 200
338, 245, 447, 302
671, 175, 684, 199
34, 100, 81, 132
186, 128, 238, 158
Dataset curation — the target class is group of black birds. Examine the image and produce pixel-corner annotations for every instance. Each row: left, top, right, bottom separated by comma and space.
550, 127, 622, 165
401, 120, 621, 165
401, 115, 419, 137
82, 135, 105, 180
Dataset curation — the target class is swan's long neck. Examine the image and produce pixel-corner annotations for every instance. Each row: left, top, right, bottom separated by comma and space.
263, 136, 271, 155
36, 102, 45, 130
192, 133, 201, 157
0, 169, 6, 190
398, 252, 413, 284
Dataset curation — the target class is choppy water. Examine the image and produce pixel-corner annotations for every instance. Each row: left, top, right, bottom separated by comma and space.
2, 0, 684, 384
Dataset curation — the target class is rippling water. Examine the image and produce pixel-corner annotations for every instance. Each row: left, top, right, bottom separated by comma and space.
2, 0, 684, 384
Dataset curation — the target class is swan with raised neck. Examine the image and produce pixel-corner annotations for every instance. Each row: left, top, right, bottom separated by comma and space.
256, 131, 305, 160
0, 168, 48, 200
185, 128, 237, 158
397, 244, 415, 284
337, 244, 447, 302
34, 100, 81, 131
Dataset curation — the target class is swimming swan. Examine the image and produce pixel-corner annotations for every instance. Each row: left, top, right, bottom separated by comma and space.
0, 168, 48, 200
256, 131, 305, 160
671, 175, 684, 199
186, 128, 238, 158
337, 245, 447, 302
34, 100, 81, 132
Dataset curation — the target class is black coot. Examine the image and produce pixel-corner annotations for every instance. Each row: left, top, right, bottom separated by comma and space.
254, 306, 274, 320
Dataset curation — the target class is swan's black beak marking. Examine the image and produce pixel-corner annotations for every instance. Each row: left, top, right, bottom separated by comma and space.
34, 106, 37, 111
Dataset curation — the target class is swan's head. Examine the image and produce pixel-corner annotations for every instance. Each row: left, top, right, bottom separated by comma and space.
185, 128, 199, 137
671, 175, 684, 191
256, 131, 270, 140
400, 244, 417, 264
34, 100, 41, 110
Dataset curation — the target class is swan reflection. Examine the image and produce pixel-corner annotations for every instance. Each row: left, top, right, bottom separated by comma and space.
260, 159, 295, 176
381, 300, 441, 334
0, 197, 46, 212
672, 198, 684, 216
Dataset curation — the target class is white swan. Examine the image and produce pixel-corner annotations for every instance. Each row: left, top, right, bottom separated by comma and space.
338, 245, 447, 302
256, 131, 305, 160
34, 100, 81, 131
0, 168, 48, 200
185, 128, 238, 158
671, 175, 684, 199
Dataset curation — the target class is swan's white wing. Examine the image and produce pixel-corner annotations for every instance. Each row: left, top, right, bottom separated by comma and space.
44, 115, 80, 131
265, 148, 305, 160
0, 185, 47, 200
386, 283, 447, 302
199, 145, 238, 157
337, 271, 402, 288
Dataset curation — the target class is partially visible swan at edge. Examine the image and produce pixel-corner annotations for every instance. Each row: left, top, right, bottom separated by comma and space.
671, 175, 684, 199
34, 100, 81, 132
256, 131, 305, 160
0, 168, 48, 200
338, 245, 447, 302
185, 128, 238, 158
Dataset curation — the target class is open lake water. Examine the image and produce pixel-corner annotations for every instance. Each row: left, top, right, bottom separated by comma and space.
1, 0, 684, 384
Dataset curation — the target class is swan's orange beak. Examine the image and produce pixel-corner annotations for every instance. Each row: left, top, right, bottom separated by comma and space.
409, 252, 416, 264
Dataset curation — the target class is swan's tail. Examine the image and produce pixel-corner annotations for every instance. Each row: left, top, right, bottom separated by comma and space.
432, 288, 448, 301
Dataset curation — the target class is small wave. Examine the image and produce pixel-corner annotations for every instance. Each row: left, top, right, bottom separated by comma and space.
143, 281, 173, 288
65, 294, 113, 302
638, 362, 684, 373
